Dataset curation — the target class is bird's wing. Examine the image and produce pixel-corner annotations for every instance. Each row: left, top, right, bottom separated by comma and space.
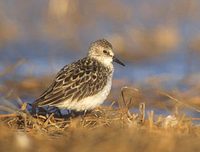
34, 58, 109, 107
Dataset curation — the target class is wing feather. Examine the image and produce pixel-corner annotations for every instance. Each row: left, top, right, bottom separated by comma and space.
34, 57, 112, 107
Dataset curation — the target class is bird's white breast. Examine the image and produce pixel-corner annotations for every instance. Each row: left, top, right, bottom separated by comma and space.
57, 72, 113, 111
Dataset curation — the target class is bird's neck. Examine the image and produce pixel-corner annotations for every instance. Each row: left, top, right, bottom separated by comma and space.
90, 56, 113, 70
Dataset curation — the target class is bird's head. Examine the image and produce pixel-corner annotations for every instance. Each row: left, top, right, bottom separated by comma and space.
88, 39, 125, 67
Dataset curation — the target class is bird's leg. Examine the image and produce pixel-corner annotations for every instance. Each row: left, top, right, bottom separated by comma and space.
55, 107, 63, 117
31, 103, 37, 115
70, 110, 79, 117
47, 106, 63, 117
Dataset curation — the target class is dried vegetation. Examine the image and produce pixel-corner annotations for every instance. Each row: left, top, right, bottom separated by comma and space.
0, 86, 200, 152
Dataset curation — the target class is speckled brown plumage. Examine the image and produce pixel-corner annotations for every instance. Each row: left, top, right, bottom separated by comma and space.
34, 57, 112, 107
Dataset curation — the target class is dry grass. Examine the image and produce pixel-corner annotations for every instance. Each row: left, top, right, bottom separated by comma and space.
0, 87, 200, 152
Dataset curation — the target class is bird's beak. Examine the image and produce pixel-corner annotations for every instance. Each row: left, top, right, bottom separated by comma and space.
113, 56, 125, 66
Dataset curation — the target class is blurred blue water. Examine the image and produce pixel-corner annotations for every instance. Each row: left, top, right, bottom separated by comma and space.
0, 40, 197, 88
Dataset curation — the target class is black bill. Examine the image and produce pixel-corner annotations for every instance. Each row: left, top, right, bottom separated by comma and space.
113, 56, 125, 66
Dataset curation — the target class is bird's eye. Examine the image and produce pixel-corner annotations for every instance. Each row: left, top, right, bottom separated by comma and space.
103, 50, 108, 54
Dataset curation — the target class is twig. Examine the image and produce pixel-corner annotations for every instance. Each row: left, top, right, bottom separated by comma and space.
120, 86, 139, 109
0, 59, 26, 77
148, 110, 154, 129
139, 103, 145, 124
159, 92, 200, 113
0, 105, 17, 113
43, 113, 54, 128
0, 113, 18, 118
120, 87, 126, 108
191, 117, 200, 121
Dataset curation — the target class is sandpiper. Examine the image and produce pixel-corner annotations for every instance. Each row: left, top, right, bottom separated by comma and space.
33, 39, 125, 111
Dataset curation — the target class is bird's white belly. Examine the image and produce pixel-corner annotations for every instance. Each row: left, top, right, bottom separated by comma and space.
57, 77, 112, 111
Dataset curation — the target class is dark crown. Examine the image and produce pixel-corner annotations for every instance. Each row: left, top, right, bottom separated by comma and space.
91, 39, 113, 49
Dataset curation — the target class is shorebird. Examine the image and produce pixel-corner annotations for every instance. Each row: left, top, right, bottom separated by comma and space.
33, 39, 125, 111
